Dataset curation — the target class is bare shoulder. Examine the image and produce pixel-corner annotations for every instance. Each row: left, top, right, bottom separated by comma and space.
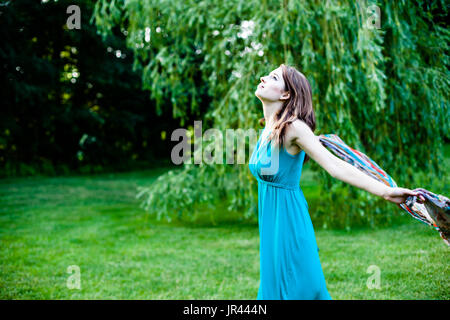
285, 119, 319, 148
286, 119, 313, 139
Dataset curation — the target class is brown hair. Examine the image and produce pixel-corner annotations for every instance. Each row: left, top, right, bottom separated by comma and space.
258, 64, 316, 164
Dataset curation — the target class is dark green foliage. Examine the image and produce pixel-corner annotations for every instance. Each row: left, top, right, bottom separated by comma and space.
0, 0, 182, 176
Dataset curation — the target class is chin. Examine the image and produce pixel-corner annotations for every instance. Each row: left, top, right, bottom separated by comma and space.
255, 88, 264, 97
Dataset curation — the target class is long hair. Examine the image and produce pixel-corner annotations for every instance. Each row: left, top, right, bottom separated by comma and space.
258, 64, 316, 164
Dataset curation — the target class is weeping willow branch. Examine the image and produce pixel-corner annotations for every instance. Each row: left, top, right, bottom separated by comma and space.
92, 0, 449, 227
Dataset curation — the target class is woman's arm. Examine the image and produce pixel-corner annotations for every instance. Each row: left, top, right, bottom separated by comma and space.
288, 120, 425, 204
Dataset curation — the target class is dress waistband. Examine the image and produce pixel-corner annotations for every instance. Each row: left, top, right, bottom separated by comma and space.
256, 178, 299, 190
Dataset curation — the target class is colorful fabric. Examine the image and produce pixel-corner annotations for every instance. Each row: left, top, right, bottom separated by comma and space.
318, 134, 450, 246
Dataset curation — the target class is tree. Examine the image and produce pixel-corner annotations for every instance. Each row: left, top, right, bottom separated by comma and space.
93, 0, 449, 228
0, 0, 182, 176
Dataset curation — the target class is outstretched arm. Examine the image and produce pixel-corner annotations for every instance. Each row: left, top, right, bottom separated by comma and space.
287, 120, 425, 205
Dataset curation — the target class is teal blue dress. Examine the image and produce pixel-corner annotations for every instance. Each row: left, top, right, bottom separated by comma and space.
249, 127, 332, 300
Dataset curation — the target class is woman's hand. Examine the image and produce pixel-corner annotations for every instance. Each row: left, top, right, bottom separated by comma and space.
383, 187, 426, 205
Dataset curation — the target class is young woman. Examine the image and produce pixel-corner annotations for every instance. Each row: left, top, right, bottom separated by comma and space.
248, 64, 426, 300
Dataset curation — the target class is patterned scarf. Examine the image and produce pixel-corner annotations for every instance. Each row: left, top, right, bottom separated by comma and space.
318, 134, 450, 246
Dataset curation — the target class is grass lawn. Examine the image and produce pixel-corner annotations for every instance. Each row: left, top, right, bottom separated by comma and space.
1, 159, 449, 299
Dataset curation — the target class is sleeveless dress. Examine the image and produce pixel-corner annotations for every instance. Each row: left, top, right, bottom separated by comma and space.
248, 127, 332, 300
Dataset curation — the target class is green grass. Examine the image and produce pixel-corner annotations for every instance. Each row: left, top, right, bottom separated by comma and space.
1, 164, 449, 300
1, 143, 450, 300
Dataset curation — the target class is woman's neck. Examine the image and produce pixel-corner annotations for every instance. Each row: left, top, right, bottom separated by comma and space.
262, 101, 283, 129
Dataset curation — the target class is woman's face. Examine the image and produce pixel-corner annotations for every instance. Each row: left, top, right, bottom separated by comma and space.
255, 66, 287, 102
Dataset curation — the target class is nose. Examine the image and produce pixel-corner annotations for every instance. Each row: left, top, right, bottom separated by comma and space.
260, 76, 266, 83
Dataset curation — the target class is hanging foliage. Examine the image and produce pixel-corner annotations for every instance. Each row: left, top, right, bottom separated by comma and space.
92, 0, 449, 228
